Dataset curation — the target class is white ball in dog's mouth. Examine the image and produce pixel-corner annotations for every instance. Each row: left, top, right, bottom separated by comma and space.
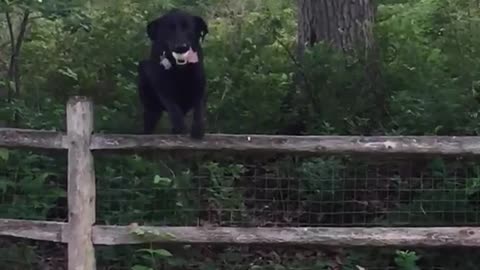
172, 51, 190, 65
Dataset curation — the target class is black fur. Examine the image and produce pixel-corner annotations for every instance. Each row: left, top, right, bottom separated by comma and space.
137, 9, 208, 139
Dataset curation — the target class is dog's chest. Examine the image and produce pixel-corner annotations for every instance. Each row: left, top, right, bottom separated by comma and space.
171, 71, 197, 91
168, 68, 202, 106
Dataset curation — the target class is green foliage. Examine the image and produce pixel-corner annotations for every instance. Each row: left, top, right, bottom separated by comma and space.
378, 0, 480, 135
394, 250, 420, 270
10, 0, 480, 136
201, 161, 246, 212
3, 0, 480, 269
132, 247, 173, 270
201, 3, 295, 133
298, 157, 346, 201
94, 154, 199, 225
0, 242, 39, 270
0, 150, 65, 219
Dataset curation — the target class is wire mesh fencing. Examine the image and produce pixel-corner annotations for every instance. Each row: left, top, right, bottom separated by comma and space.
91, 152, 480, 270
0, 236, 66, 270
94, 244, 479, 270
93, 153, 480, 228
0, 149, 67, 269
2, 149, 480, 269
0, 150, 67, 223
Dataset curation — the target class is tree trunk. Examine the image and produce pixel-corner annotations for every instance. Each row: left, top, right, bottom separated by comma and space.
289, 0, 386, 134
6, 9, 30, 101
297, 0, 376, 55
3, 9, 30, 127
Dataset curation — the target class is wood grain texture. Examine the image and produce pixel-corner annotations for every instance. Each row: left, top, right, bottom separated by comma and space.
0, 219, 66, 242
4, 219, 478, 247
91, 134, 480, 155
93, 225, 480, 247
66, 96, 96, 270
0, 128, 66, 149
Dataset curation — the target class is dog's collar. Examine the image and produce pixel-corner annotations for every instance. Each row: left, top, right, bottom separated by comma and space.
159, 51, 172, 70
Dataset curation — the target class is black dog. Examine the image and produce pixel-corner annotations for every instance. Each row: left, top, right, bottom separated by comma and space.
137, 9, 208, 139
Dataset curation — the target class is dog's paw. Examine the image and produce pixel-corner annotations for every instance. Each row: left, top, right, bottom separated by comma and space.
190, 123, 205, 140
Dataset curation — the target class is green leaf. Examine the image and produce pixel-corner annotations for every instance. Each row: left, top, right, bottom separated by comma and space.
151, 249, 173, 257
58, 67, 78, 81
136, 248, 173, 257
153, 175, 172, 185
0, 148, 9, 161
0, 179, 14, 193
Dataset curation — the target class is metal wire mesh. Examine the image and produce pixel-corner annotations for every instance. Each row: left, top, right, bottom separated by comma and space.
94, 245, 462, 270
0, 150, 67, 222
94, 154, 480, 228
3, 150, 480, 269
0, 236, 66, 269
0, 238, 472, 270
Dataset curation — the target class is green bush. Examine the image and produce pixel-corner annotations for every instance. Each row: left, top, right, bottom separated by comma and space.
3, 0, 480, 268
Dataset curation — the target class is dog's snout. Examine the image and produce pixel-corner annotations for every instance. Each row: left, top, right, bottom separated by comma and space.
173, 44, 189, 53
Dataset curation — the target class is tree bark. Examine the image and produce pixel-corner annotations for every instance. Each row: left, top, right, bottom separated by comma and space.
7, 9, 30, 98
297, 0, 376, 55
290, 0, 386, 134
4, 9, 30, 127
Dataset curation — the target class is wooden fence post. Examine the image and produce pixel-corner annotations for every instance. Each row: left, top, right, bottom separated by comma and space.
67, 96, 96, 270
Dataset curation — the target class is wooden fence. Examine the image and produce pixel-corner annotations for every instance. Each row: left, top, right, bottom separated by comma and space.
2, 96, 480, 270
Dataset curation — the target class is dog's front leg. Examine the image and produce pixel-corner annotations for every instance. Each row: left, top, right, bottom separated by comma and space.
190, 96, 205, 139
148, 94, 186, 135
143, 109, 162, 134
163, 100, 188, 135
149, 93, 187, 135
139, 60, 187, 135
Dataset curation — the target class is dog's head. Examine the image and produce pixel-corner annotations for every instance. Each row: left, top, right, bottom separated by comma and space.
147, 9, 208, 66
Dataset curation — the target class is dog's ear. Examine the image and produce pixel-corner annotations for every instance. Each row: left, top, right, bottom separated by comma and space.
194, 16, 208, 42
147, 18, 162, 41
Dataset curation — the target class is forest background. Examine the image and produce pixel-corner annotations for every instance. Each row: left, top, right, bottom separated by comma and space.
1, 0, 480, 269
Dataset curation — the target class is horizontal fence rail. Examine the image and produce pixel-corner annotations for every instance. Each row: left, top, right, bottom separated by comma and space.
3, 127, 480, 155
1, 219, 480, 247
0, 128, 67, 149
2, 96, 480, 270
90, 134, 480, 155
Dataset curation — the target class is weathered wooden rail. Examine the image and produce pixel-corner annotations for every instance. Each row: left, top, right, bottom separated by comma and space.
2, 96, 480, 270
